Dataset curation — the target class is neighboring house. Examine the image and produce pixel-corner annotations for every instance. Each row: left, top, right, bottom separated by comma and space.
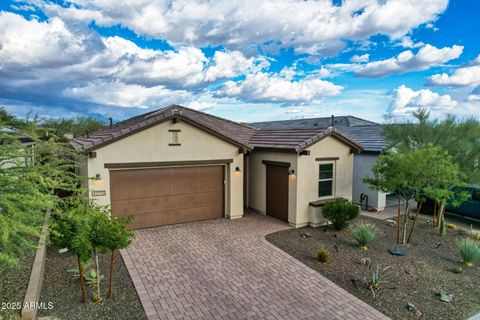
250, 116, 389, 211
71, 105, 363, 229
0, 128, 35, 168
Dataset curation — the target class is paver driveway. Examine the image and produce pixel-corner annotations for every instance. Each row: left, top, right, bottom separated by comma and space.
121, 212, 389, 320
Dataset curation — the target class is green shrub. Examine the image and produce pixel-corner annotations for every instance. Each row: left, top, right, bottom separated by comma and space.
458, 239, 480, 267
314, 245, 331, 263
452, 266, 463, 274
322, 199, 359, 230
351, 222, 377, 250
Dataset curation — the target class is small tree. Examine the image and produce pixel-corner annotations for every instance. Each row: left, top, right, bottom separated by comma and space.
364, 145, 463, 244
50, 201, 94, 303
98, 214, 134, 298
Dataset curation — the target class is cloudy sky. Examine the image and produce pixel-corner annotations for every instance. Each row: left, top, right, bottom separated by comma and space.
0, 0, 479, 123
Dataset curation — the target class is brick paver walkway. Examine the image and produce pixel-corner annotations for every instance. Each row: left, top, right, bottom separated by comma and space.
121, 212, 389, 320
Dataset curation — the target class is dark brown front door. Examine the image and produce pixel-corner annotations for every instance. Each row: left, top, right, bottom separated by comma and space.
266, 164, 289, 222
110, 166, 224, 229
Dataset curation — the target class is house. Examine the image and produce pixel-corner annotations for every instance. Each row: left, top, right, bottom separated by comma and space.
71, 105, 364, 229
250, 116, 389, 211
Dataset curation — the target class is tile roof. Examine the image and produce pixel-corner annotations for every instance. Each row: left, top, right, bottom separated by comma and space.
71, 105, 256, 152
249, 127, 363, 152
249, 116, 387, 153
71, 105, 365, 153
339, 125, 388, 153
249, 115, 378, 130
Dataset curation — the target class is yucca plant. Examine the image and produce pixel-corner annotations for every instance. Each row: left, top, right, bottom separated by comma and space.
457, 239, 480, 267
367, 265, 391, 298
351, 222, 377, 250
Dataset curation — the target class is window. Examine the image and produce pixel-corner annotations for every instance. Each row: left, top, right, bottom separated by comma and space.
168, 129, 181, 146
318, 163, 334, 197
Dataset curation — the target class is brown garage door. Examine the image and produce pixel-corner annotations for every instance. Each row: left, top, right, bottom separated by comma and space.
110, 166, 224, 229
266, 164, 289, 222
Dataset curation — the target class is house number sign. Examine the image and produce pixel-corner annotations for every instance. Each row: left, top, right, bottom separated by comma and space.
91, 190, 106, 197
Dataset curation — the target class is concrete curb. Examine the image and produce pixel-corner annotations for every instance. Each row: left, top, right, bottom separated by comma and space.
21, 209, 51, 320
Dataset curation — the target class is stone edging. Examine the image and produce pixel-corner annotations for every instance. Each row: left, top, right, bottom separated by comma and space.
21, 209, 51, 320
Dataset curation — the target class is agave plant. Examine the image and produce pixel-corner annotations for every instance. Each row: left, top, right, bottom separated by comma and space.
367, 264, 392, 298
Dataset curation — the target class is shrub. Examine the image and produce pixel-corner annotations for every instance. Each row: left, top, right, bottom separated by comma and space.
322, 199, 359, 230
457, 239, 480, 267
314, 245, 331, 263
452, 266, 463, 274
368, 265, 391, 298
351, 222, 377, 250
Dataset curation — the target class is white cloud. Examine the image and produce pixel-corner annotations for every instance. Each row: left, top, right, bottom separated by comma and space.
204, 51, 267, 82
428, 55, 480, 87
215, 72, 342, 104
356, 44, 463, 77
397, 36, 424, 48
350, 54, 369, 63
34, 0, 449, 55
63, 81, 192, 108
0, 13, 276, 111
387, 85, 457, 116
0, 11, 100, 69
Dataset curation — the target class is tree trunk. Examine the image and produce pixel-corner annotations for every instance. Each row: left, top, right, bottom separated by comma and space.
77, 256, 87, 303
95, 250, 101, 300
438, 198, 447, 237
108, 250, 116, 298
402, 201, 409, 244
407, 202, 423, 243
396, 199, 401, 244
433, 200, 437, 228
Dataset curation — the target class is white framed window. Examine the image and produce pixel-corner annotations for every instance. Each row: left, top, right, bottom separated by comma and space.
318, 163, 335, 197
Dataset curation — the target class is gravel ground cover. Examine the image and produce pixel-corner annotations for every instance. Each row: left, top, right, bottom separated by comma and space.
266, 216, 480, 320
37, 246, 147, 320
0, 252, 36, 320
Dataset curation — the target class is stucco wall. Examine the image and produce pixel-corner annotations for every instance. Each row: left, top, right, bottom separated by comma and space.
86, 120, 244, 219
248, 151, 297, 224
297, 137, 354, 227
352, 154, 387, 211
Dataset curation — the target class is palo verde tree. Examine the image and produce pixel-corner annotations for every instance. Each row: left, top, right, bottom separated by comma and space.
364, 145, 464, 244
384, 108, 480, 184
0, 108, 80, 269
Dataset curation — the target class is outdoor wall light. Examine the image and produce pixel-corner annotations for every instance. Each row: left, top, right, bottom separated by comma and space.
235, 166, 241, 172
95, 173, 102, 180
288, 168, 295, 175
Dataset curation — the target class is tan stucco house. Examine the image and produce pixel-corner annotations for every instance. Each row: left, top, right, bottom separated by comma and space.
72, 105, 363, 229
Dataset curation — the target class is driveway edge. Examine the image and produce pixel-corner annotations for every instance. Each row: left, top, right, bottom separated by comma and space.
120, 248, 159, 320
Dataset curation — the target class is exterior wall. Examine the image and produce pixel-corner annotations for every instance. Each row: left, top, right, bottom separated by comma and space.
352, 154, 387, 211
297, 137, 354, 227
85, 120, 244, 219
248, 151, 297, 224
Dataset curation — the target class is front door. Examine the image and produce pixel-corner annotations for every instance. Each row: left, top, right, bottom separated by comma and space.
266, 164, 289, 222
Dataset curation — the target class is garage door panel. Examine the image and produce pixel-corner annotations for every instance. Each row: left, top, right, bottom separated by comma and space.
126, 205, 223, 228
110, 166, 224, 229
112, 190, 223, 216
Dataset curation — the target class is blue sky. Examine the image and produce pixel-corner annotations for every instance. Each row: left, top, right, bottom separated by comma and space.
0, 0, 479, 123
